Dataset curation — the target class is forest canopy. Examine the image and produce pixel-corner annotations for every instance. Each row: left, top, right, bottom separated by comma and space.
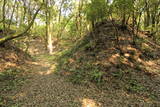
0, 0, 159, 47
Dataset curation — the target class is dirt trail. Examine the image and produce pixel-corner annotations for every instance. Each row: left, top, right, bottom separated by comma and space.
10, 38, 159, 107
13, 53, 107, 107
11, 39, 106, 107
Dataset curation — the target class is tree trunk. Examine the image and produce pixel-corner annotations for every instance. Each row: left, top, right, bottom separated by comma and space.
144, 0, 150, 28
8, 0, 17, 29
45, 0, 53, 54
58, 0, 64, 23
2, 0, 6, 32
122, 12, 126, 26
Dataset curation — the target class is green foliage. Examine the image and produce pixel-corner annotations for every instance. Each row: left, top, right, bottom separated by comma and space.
57, 49, 104, 84
111, 0, 133, 21
56, 41, 104, 84
85, 0, 108, 25
149, 93, 158, 100
155, 33, 160, 44
0, 95, 19, 107
0, 68, 25, 92
32, 25, 46, 38
67, 21, 79, 38
0, 24, 3, 30
126, 79, 145, 93
69, 69, 86, 84
89, 68, 104, 83
111, 71, 123, 78
0, 68, 25, 107
0, 96, 5, 107
113, 0, 133, 14
69, 65, 103, 84
0, 68, 20, 80
55, 49, 74, 72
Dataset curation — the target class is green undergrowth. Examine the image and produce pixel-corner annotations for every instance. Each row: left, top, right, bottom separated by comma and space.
55, 23, 160, 102
57, 36, 121, 84
55, 40, 152, 95
56, 35, 92, 69
55, 35, 103, 82
125, 79, 146, 93
136, 38, 159, 61
56, 35, 143, 84
0, 68, 27, 107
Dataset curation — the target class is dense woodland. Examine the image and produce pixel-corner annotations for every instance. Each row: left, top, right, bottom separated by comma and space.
0, 0, 160, 106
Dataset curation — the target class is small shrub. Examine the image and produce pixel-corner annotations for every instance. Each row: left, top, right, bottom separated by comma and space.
126, 79, 145, 93
0, 68, 25, 92
0, 68, 21, 81
69, 70, 86, 84
111, 70, 123, 78
89, 68, 104, 83
149, 93, 158, 100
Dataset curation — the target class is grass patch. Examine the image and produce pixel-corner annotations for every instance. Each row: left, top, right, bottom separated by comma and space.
0, 68, 27, 107
126, 79, 146, 93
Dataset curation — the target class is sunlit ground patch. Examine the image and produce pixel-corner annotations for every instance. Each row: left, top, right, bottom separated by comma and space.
81, 98, 101, 107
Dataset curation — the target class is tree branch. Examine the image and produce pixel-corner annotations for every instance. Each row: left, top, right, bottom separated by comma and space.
0, 4, 43, 45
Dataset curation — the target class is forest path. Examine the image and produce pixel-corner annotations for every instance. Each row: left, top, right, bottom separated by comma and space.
14, 55, 95, 106
10, 38, 160, 107
11, 38, 109, 107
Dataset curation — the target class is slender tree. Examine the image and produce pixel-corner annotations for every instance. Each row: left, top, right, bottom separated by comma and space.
45, 0, 53, 54
2, 0, 6, 32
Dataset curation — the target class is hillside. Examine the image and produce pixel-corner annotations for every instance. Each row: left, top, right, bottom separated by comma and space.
0, 42, 32, 106
0, 42, 31, 72
57, 20, 160, 105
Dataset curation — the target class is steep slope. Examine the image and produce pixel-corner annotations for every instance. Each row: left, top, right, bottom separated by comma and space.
0, 42, 31, 72
0, 42, 33, 106
57, 20, 160, 104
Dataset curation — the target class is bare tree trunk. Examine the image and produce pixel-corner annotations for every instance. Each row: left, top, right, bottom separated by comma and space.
8, 0, 17, 29
16, 2, 19, 27
77, 0, 84, 37
137, 12, 142, 32
58, 0, 64, 23
22, 0, 27, 22
132, 0, 136, 44
122, 12, 126, 26
45, 0, 53, 54
2, 0, 6, 32
144, 0, 150, 28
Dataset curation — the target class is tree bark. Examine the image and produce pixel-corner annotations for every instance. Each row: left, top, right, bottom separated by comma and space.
2, 0, 6, 32
45, 0, 53, 54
